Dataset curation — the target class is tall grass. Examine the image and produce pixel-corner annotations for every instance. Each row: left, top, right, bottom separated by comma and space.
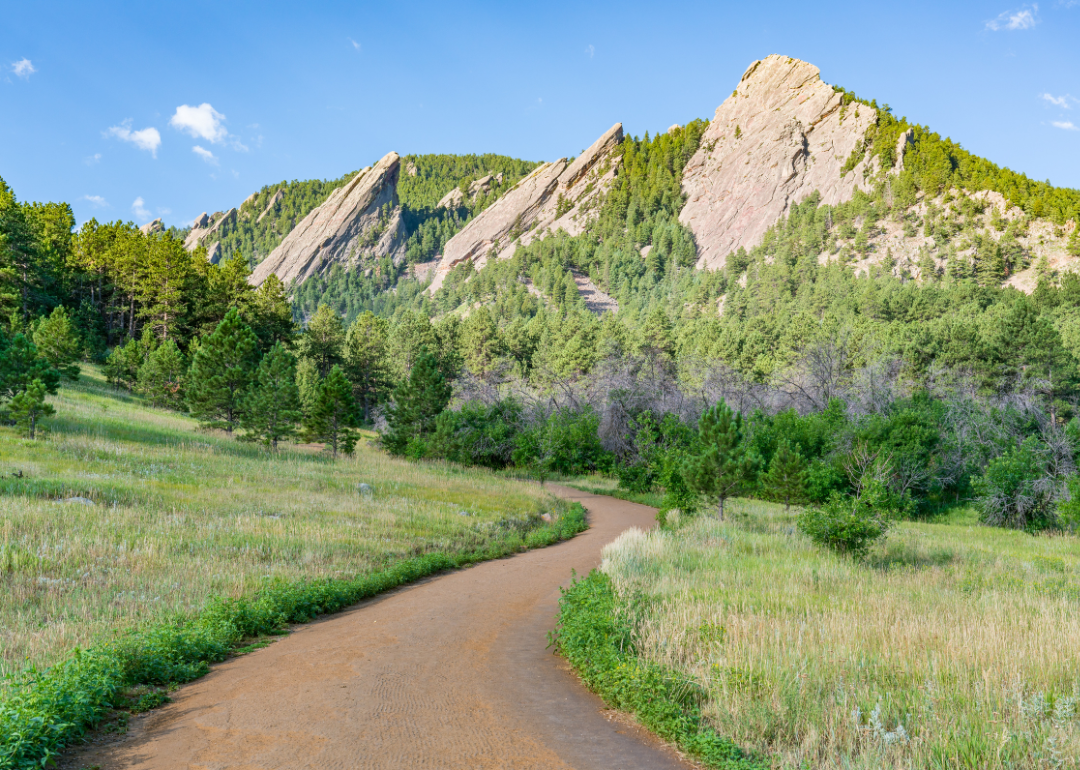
600, 502, 1080, 769
0, 368, 555, 679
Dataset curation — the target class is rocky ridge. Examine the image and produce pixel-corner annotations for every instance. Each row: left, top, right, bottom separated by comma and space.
429, 123, 624, 292
680, 54, 882, 270
249, 151, 405, 287
184, 209, 236, 264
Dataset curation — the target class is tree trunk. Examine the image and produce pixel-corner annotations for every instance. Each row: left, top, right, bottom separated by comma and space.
717, 496, 725, 521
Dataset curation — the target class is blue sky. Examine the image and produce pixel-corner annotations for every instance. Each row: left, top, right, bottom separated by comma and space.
1, 1, 1078, 229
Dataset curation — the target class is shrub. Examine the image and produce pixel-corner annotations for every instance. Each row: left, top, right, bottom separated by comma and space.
973, 437, 1056, 530
797, 484, 891, 557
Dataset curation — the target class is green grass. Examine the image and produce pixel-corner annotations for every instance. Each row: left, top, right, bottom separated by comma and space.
0, 367, 589, 769
594, 500, 1080, 769
0, 367, 565, 679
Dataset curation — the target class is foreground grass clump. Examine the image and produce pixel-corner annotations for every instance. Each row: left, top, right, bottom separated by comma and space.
594, 502, 1080, 769
0, 368, 585, 768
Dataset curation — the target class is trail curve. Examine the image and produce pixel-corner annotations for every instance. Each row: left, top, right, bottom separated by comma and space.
65, 487, 692, 770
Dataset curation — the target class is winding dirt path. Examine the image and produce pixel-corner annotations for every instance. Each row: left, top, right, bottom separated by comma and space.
67, 487, 693, 770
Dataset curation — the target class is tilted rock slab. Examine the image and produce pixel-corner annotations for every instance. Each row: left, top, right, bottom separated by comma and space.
429, 123, 623, 292
250, 151, 405, 287
183, 208, 236, 256
679, 55, 878, 270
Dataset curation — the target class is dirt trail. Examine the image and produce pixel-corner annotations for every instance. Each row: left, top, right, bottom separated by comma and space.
68, 487, 693, 770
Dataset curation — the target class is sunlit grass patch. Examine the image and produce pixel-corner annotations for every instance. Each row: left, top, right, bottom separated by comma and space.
0, 367, 555, 678
599, 500, 1080, 769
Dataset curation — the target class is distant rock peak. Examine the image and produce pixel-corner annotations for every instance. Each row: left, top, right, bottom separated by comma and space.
680, 54, 879, 270
249, 151, 404, 287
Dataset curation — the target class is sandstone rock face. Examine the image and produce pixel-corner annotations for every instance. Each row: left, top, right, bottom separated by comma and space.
184, 208, 236, 254
257, 189, 284, 224
250, 151, 405, 287
139, 219, 164, 235
430, 123, 623, 292
436, 173, 502, 209
679, 55, 879, 270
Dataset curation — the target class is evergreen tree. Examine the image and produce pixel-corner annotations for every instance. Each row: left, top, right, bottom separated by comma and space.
684, 400, 758, 520
137, 339, 186, 409
9, 378, 53, 438
32, 306, 81, 379
382, 349, 452, 456
297, 304, 345, 377
295, 357, 321, 419
241, 342, 301, 449
763, 439, 807, 512
0, 329, 60, 402
248, 273, 296, 349
304, 365, 358, 457
186, 308, 259, 431
343, 311, 391, 421
1069, 221, 1080, 258
461, 306, 503, 380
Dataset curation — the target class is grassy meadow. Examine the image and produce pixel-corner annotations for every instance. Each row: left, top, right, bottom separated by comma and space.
0, 367, 554, 679
600, 502, 1080, 770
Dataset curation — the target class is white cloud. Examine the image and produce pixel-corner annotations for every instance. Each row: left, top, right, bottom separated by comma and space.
82, 195, 108, 208
84, 153, 102, 166
1052, 120, 1079, 130
12, 58, 35, 79
586, 44, 595, 58
1042, 93, 1072, 108
132, 197, 151, 220
349, 38, 361, 51
192, 145, 218, 164
106, 120, 161, 157
170, 103, 228, 144
986, 5, 1038, 29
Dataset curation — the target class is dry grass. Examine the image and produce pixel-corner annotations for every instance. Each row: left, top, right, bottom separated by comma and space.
601, 502, 1080, 769
0, 367, 552, 678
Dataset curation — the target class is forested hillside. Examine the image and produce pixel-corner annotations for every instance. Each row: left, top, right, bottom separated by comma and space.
194, 153, 540, 279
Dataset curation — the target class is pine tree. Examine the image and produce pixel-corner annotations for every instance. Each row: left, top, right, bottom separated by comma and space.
9, 378, 54, 438
186, 308, 259, 431
32, 306, 81, 379
461, 306, 502, 380
1069, 221, 1080, 257
241, 342, 301, 449
298, 304, 345, 377
295, 357, 321, 419
248, 273, 296, 349
343, 311, 391, 421
684, 400, 758, 520
382, 349, 452, 456
763, 439, 807, 512
137, 339, 186, 409
304, 365, 358, 458
0, 329, 60, 403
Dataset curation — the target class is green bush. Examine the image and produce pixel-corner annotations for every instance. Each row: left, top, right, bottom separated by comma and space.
555, 571, 768, 769
0, 504, 587, 770
973, 437, 1056, 530
797, 485, 891, 557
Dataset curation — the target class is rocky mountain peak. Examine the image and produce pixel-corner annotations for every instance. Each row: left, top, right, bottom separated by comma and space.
679, 54, 879, 269
429, 123, 623, 292
249, 151, 405, 287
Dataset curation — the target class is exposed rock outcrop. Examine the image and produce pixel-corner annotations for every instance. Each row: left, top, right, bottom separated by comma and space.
184, 208, 236, 254
257, 189, 284, 224
430, 123, 623, 292
436, 173, 503, 209
250, 152, 405, 287
679, 55, 879, 270
139, 219, 164, 235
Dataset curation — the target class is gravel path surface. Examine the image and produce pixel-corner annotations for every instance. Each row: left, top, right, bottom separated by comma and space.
66, 486, 693, 770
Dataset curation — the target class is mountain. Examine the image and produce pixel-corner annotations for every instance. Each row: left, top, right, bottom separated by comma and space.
250, 152, 404, 287
679, 55, 882, 269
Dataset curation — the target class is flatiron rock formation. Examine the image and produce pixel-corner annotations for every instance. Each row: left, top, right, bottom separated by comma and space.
680, 54, 879, 270
184, 209, 236, 262
429, 123, 623, 292
250, 152, 405, 287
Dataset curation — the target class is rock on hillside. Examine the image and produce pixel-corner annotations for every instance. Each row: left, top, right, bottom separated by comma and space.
250, 152, 405, 287
184, 209, 236, 263
680, 55, 880, 270
429, 123, 623, 292
139, 219, 164, 235
436, 173, 503, 209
